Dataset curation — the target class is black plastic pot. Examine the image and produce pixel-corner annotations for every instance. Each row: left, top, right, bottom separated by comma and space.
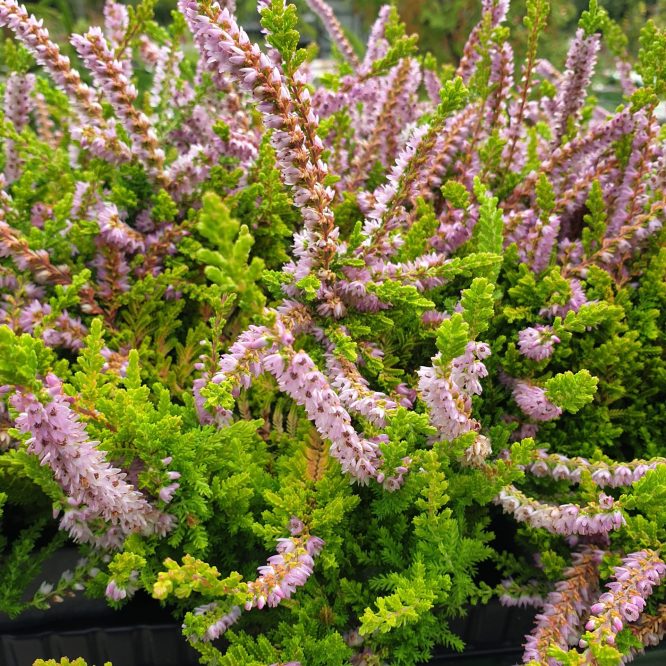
2, 602, 665, 666
0, 548, 199, 666
0, 554, 534, 666
2, 603, 530, 666
1, 549, 664, 665
0, 624, 199, 666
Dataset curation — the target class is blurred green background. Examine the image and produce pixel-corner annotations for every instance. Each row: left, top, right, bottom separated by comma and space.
23, 0, 665, 67
351, 0, 665, 64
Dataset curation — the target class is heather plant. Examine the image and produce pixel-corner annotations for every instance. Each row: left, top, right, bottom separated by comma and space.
0, 1, 665, 665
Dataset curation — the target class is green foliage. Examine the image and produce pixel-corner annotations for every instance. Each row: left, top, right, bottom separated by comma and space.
0, 39, 33, 73
260, 0, 308, 75
579, 0, 608, 37
535, 173, 555, 220
435, 314, 470, 366
435, 77, 469, 120
369, 7, 419, 77
470, 179, 504, 281
399, 199, 439, 261
120, 0, 158, 56
472, 178, 503, 256
545, 370, 599, 413
524, 0, 550, 37
0, 326, 53, 391
296, 274, 321, 301
151, 190, 179, 225
637, 21, 666, 97
582, 180, 608, 257
108, 550, 147, 592
153, 553, 244, 601
623, 466, 666, 534
461, 278, 495, 338
441, 180, 470, 210
509, 437, 537, 466
187, 192, 265, 320
230, 139, 297, 269
359, 565, 436, 634
368, 281, 434, 315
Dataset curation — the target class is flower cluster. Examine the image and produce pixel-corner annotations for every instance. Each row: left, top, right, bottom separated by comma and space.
156, 530, 324, 643
105, 573, 138, 602
198, 533, 324, 640
623, 604, 666, 663
526, 450, 665, 488
0, 0, 103, 122
11, 374, 171, 548
581, 551, 666, 652
523, 547, 604, 664
495, 486, 625, 537
517, 325, 560, 361
3, 72, 35, 183
70, 27, 166, 180
182, 0, 338, 276
511, 380, 563, 422
499, 578, 545, 609
244, 534, 324, 611
418, 341, 491, 441
198, 603, 242, 642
